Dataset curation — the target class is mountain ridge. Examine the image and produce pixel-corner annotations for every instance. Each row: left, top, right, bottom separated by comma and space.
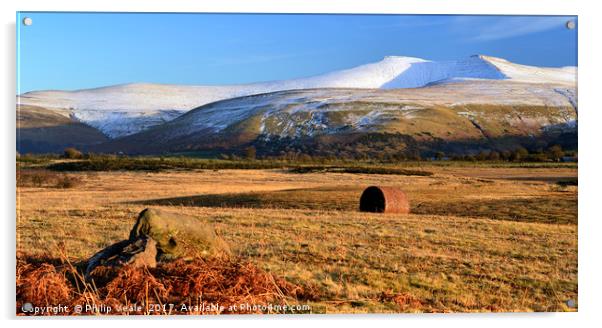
18, 55, 576, 138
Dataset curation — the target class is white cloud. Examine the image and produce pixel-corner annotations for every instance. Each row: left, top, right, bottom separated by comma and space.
453, 16, 574, 42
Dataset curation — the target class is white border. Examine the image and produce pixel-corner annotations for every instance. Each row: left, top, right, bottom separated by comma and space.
2, 1, 600, 327
4, 0, 581, 15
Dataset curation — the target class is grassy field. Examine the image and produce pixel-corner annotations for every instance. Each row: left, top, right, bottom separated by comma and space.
16, 163, 577, 313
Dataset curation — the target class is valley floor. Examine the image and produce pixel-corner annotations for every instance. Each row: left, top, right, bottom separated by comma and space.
16, 166, 577, 313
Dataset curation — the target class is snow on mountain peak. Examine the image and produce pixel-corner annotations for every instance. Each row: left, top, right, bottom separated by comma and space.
381, 55, 428, 63
476, 55, 576, 85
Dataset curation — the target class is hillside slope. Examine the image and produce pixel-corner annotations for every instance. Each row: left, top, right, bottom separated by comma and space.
17, 105, 109, 153
97, 80, 577, 156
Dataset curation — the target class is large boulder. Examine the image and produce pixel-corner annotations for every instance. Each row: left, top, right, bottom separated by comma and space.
85, 208, 230, 279
129, 208, 231, 261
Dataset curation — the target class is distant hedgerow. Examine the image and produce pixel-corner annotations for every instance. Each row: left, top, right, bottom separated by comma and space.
17, 169, 82, 188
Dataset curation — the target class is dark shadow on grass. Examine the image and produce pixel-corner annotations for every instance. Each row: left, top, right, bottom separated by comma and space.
413, 196, 577, 225
498, 176, 578, 184
138, 192, 269, 209
130, 187, 362, 211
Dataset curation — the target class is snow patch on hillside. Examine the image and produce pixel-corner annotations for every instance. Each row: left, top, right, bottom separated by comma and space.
70, 109, 182, 138
553, 88, 578, 113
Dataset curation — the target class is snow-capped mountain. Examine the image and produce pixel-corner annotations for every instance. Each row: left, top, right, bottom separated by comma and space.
97, 79, 577, 155
18, 55, 576, 138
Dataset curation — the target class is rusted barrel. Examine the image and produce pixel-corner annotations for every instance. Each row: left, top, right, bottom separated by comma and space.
359, 186, 410, 214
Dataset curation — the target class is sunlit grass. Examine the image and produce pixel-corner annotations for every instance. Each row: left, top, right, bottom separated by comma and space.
16, 166, 577, 313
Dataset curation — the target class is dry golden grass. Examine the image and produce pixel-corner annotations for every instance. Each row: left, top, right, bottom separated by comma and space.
16, 166, 577, 313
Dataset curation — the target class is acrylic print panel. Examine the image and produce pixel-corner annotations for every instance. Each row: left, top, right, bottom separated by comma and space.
16, 12, 577, 315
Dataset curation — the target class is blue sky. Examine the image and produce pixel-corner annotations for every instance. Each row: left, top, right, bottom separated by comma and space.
17, 13, 577, 93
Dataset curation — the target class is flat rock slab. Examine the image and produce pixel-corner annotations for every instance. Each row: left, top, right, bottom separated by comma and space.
86, 235, 157, 278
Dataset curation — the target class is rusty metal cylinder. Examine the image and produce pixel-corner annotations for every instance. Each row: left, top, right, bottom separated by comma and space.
359, 186, 410, 214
